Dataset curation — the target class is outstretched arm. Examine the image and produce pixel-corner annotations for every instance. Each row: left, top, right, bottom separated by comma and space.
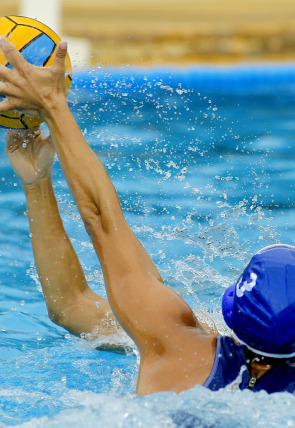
5, 128, 121, 339
0, 39, 205, 356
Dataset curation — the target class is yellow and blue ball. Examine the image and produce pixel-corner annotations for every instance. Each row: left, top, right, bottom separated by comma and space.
0, 15, 72, 129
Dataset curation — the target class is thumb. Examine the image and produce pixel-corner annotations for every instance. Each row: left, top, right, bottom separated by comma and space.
52, 40, 67, 73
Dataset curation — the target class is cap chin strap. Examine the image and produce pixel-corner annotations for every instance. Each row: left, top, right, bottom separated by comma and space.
232, 332, 295, 359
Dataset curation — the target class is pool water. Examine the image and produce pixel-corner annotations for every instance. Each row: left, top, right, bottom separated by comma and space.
1, 65, 295, 426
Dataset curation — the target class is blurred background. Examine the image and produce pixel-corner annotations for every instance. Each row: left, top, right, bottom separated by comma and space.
1, 0, 295, 67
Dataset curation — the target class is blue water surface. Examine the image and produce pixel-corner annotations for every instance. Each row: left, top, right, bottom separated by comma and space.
1, 65, 295, 426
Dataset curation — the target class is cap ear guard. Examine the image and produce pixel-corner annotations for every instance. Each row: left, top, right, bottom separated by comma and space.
222, 283, 236, 330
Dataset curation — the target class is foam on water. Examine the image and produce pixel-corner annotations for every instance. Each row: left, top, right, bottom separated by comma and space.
6, 384, 295, 428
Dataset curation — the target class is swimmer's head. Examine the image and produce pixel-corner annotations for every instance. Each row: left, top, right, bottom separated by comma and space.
222, 244, 295, 358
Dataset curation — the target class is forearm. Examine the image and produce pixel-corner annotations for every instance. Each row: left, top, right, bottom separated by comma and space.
23, 175, 122, 338
24, 176, 90, 321
44, 98, 124, 235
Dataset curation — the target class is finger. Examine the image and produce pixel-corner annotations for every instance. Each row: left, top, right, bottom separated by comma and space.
0, 97, 15, 113
5, 129, 24, 153
24, 126, 41, 140
5, 127, 41, 152
6, 129, 24, 141
0, 81, 16, 97
0, 64, 11, 81
26, 127, 42, 144
0, 37, 25, 70
52, 41, 67, 74
30, 126, 41, 135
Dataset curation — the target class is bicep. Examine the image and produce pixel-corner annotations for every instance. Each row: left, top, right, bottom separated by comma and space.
103, 271, 203, 353
88, 217, 204, 352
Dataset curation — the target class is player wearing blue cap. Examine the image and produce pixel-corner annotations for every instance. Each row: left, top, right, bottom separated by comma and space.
207, 244, 295, 392
1, 37, 295, 394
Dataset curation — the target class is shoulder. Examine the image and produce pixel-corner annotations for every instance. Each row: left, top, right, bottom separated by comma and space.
137, 329, 218, 394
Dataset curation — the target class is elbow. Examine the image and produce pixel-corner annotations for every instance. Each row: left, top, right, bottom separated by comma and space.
79, 204, 102, 236
47, 299, 70, 329
48, 308, 67, 328
48, 308, 76, 337
80, 204, 125, 237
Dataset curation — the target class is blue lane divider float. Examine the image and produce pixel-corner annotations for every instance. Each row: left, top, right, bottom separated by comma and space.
71, 63, 295, 95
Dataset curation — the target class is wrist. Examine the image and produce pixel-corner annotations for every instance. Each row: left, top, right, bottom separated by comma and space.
41, 95, 70, 123
22, 174, 53, 195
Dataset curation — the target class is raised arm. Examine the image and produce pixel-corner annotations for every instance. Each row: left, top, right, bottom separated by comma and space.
42, 82, 200, 348
0, 39, 214, 394
5, 128, 121, 340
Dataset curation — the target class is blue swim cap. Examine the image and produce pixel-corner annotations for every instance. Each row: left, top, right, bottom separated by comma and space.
222, 244, 295, 358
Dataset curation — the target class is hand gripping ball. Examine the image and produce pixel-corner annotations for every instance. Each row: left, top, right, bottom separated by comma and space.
0, 15, 72, 129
